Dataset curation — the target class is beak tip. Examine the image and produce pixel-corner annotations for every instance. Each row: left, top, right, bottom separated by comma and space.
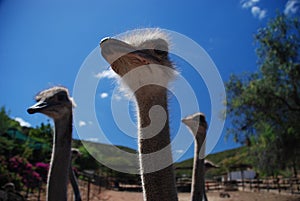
100, 37, 111, 46
27, 108, 35, 114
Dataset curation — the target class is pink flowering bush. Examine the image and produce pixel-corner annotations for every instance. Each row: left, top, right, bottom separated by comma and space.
7, 156, 43, 189
35, 162, 49, 183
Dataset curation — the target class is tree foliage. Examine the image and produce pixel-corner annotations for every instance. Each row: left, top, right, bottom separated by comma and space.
0, 106, 21, 134
225, 13, 300, 176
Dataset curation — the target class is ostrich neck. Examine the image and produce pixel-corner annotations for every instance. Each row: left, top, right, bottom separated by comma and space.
69, 165, 81, 201
47, 113, 72, 201
136, 89, 178, 201
191, 134, 206, 201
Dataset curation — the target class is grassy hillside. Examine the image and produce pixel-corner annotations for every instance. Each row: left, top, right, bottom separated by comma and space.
73, 139, 251, 178
175, 146, 251, 179
72, 139, 139, 174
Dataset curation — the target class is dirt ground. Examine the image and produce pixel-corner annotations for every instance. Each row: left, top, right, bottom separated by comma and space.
96, 190, 300, 201
27, 183, 300, 201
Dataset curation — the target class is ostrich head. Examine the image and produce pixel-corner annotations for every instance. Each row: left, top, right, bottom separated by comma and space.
71, 148, 81, 158
100, 29, 176, 95
182, 112, 208, 138
27, 87, 75, 119
204, 160, 219, 169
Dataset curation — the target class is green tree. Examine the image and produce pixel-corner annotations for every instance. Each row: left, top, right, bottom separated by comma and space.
0, 106, 22, 134
28, 122, 53, 144
77, 146, 101, 171
27, 123, 53, 163
225, 13, 300, 176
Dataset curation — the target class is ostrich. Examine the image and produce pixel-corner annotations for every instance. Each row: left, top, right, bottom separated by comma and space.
70, 148, 82, 201
100, 29, 178, 201
182, 112, 208, 201
0, 183, 24, 201
27, 86, 75, 201
204, 160, 218, 170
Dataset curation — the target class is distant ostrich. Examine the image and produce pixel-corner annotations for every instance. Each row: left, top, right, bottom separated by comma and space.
27, 86, 75, 201
182, 112, 208, 201
0, 183, 24, 201
70, 148, 82, 201
204, 160, 218, 170
100, 29, 178, 201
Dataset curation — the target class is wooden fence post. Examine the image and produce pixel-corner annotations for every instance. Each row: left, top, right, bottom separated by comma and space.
87, 178, 91, 201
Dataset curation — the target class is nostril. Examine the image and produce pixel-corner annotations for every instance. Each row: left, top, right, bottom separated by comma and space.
142, 59, 149, 64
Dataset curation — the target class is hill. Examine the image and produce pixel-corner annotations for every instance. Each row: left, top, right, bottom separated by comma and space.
175, 146, 251, 178
73, 139, 252, 178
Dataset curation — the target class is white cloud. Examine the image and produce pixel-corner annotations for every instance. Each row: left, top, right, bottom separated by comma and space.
284, 0, 300, 15
100, 92, 108, 99
241, 0, 259, 9
240, 0, 266, 20
95, 69, 127, 101
175, 149, 184, 154
79, 120, 87, 127
112, 94, 122, 101
15, 117, 31, 127
95, 69, 117, 80
86, 138, 99, 142
251, 6, 267, 20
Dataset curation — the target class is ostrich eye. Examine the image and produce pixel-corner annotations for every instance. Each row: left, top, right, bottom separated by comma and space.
57, 93, 67, 101
153, 49, 168, 57
199, 116, 205, 122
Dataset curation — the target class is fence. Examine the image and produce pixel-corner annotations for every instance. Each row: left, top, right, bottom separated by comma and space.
6, 172, 299, 200
203, 177, 300, 195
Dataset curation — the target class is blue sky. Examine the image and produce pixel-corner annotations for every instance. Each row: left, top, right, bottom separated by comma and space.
0, 0, 299, 162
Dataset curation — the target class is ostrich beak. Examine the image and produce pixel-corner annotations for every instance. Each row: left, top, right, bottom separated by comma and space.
181, 119, 188, 125
27, 100, 49, 114
100, 37, 136, 65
